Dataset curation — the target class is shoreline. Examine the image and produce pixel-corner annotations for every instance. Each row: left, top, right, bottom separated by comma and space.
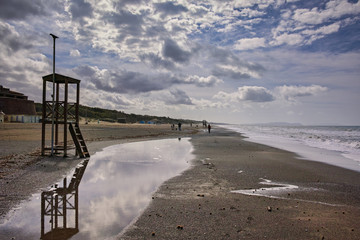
121, 126, 360, 240
222, 124, 360, 173
1, 123, 360, 239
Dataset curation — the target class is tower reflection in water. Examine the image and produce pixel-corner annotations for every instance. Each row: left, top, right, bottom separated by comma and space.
40, 159, 89, 240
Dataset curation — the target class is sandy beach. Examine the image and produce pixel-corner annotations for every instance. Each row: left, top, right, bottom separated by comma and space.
1, 123, 359, 239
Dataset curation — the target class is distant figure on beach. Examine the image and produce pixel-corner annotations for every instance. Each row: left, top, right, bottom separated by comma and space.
178, 122, 182, 131
171, 124, 175, 130
208, 124, 211, 133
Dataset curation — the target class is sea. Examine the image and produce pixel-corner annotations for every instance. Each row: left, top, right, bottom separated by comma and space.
221, 124, 360, 173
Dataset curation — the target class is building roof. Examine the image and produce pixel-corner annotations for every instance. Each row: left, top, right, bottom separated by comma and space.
0, 85, 27, 100
42, 73, 81, 84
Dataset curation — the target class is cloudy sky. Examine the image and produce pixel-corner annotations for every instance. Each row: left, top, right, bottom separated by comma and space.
1, 0, 359, 125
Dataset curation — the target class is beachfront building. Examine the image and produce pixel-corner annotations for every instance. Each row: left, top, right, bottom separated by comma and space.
0, 111, 4, 123
0, 85, 40, 123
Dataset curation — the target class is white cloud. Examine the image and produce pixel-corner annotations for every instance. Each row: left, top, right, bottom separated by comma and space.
275, 85, 328, 101
70, 49, 81, 57
214, 86, 275, 103
239, 8, 266, 18
234, 0, 275, 9
293, 0, 360, 25
234, 37, 266, 50
184, 75, 223, 87
270, 33, 304, 46
302, 22, 341, 44
162, 89, 193, 105
302, 23, 340, 36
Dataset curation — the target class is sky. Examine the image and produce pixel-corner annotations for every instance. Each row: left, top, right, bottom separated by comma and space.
0, 0, 359, 125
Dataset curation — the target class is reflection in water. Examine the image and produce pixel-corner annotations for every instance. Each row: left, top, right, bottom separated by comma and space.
0, 138, 193, 239
41, 159, 89, 239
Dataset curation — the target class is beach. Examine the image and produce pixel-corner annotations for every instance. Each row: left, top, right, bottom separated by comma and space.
1, 123, 359, 239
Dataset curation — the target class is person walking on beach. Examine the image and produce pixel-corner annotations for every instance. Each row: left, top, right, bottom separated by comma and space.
208, 124, 211, 133
178, 122, 182, 131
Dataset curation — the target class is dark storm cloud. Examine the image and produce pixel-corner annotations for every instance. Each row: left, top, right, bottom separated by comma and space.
95, 70, 164, 94
105, 10, 143, 26
104, 94, 131, 106
209, 47, 266, 72
73, 66, 179, 94
0, 0, 47, 20
69, 0, 93, 20
207, 46, 266, 80
154, 2, 188, 16
240, 87, 275, 102
73, 65, 216, 95
140, 53, 175, 70
0, 23, 32, 54
162, 39, 191, 63
72, 65, 96, 78
103, 10, 144, 39
212, 66, 252, 80
167, 89, 193, 105
114, 0, 144, 8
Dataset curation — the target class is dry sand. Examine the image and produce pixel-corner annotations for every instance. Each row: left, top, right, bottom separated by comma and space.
1, 123, 359, 239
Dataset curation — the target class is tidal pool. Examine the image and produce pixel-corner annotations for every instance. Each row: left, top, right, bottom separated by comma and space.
0, 138, 193, 239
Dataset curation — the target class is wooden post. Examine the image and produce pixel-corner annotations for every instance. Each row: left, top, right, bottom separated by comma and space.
41, 79, 46, 155
41, 192, 45, 238
76, 82, 80, 123
55, 82, 59, 152
63, 177, 67, 228
55, 194, 58, 229
64, 78, 68, 157
75, 188, 79, 229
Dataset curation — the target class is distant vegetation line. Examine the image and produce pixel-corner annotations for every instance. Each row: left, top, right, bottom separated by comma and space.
35, 103, 198, 124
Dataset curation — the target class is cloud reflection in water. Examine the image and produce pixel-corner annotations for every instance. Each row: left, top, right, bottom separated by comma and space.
0, 138, 193, 240
75, 138, 193, 239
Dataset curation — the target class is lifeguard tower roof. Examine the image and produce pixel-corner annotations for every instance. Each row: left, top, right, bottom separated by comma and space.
42, 73, 81, 84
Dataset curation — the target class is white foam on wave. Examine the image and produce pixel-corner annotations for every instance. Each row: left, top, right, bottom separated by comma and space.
224, 125, 360, 172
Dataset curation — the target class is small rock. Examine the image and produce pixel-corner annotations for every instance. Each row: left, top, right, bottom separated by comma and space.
267, 206, 272, 212
177, 225, 184, 230
151, 232, 156, 236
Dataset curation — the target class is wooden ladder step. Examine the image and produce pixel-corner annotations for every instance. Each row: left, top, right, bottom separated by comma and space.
69, 123, 90, 158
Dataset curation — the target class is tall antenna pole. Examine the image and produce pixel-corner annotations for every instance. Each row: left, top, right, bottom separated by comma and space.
50, 34, 58, 156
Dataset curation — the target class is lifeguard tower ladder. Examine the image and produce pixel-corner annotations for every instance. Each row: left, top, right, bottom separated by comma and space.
41, 73, 89, 158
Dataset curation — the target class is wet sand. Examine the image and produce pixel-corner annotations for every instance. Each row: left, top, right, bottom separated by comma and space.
121, 127, 360, 240
1, 123, 360, 239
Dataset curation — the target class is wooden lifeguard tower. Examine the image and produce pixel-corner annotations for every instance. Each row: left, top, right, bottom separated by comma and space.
41, 73, 89, 158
